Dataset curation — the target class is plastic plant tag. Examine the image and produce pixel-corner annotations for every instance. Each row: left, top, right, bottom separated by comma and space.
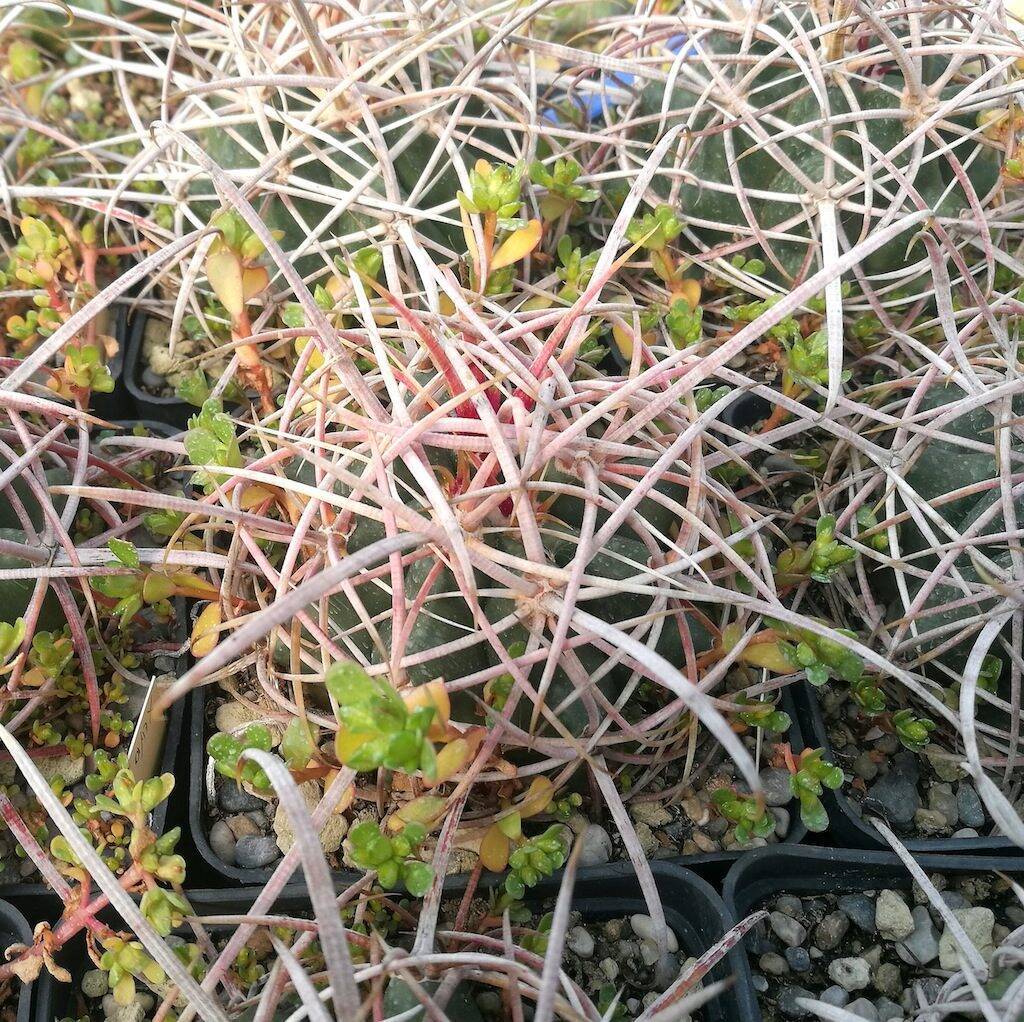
127, 674, 171, 781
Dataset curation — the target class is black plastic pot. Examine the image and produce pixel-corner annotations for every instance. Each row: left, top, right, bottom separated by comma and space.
0, 899, 37, 1022
719, 391, 773, 433
723, 845, 1024, 1022
122, 309, 194, 430
794, 682, 1020, 855
182, 861, 744, 1022
189, 681, 809, 888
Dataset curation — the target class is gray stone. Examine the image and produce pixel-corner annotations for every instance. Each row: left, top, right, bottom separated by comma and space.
875, 997, 904, 1022
599, 958, 618, 982
913, 808, 948, 834
926, 746, 962, 783
814, 911, 850, 951
760, 952, 789, 976
760, 768, 794, 807
81, 969, 107, 998
769, 911, 807, 948
771, 807, 791, 838
630, 915, 678, 952
820, 986, 849, 1008
853, 751, 879, 782
567, 926, 594, 959
653, 953, 678, 991
777, 986, 815, 1018
957, 784, 985, 828
952, 828, 980, 838
752, 973, 769, 993
876, 890, 914, 940
866, 772, 920, 827
941, 892, 970, 912
578, 825, 612, 866
897, 906, 939, 965
776, 895, 804, 917
217, 778, 267, 814
874, 962, 902, 999
828, 957, 871, 991
209, 820, 236, 865
785, 947, 811, 973
234, 834, 280, 869
927, 784, 958, 827
939, 907, 995, 969
846, 997, 880, 1022
840, 893, 877, 932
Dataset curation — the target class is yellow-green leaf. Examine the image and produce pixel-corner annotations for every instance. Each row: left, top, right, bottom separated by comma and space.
480, 824, 510, 872
490, 219, 542, 270
206, 249, 244, 320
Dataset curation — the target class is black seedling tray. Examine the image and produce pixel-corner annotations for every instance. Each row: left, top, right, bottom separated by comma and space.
794, 682, 1020, 855
189, 681, 809, 888
723, 844, 1024, 1022
181, 860, 744, 1022
0, 899, 37, 1022
122, 309, 194, 430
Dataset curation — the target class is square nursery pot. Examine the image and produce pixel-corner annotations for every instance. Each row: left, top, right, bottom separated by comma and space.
0, 899, 37, 1022
122, 308, 194, 430
182, 860, 745, 1022
794, 682, 1021, 855
188, 682, 808, 888
722, 844, 1024, 1022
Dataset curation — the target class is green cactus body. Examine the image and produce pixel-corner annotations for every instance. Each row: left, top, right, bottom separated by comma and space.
636, 34, 999, 283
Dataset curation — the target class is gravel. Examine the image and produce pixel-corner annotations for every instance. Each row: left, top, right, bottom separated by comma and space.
233, 834, 280, 869
875, 890, 914, 940
209, 820, 236, 865
578, 825, 612, 866
828, 956, 871, 992
770, 911, 808, 948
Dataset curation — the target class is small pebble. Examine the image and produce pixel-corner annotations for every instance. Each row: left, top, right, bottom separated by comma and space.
599, 957, 618, 982
876, 890, 914, 940
840, 893, 877, 933
760, 767, 794, 807
785, 947, 811, 973
828, 956, 871, 992
578, 825, 612, 866
814, 911, 850, 951
760, 952, 789, 976
956, 784, 985, 828
776, 895, 804, 917
566, 926, 594, 959
630, 915, 678, 952
820, 986, 849, 1008
234, 834, 280, 869
217, 778, 266, 814
875, 997, 904, 1022
897, 906, 939, 966
874, 962, 902, 999
209, 820, 236, 865
777, 986, 815, 1019
769, 911, 807, 948
771, 807, 791, 838
846, 997, 880, 1022
82, 969, 108, 998
853, 751, 878, 782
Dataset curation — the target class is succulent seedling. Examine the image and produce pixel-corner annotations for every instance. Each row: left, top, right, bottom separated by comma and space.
710, 787, 774, 844
207, 725, 274, 792
788, 748, 843, 832
504, 824, 569, 900
346, 819, 433, 896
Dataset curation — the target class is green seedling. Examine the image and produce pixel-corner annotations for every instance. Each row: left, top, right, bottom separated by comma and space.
327, 662, 437, 779
789, 748, 843, 833
99, 937, 165, 1007
207, 724, 274, 792
458, 160, 524, 223
665, 296, 702, 347
851, 678, 887, 715
769, 619, 864, 687
505, 825, 569, 900
892, 709, 935, 752
710, 787, 774, 844
775, 515, 856, 586
856, 506, 889, 552
529, 157, 598, 220
185, 399, 243, 494
347, 819, 433, 896
733, 694, 792, 734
